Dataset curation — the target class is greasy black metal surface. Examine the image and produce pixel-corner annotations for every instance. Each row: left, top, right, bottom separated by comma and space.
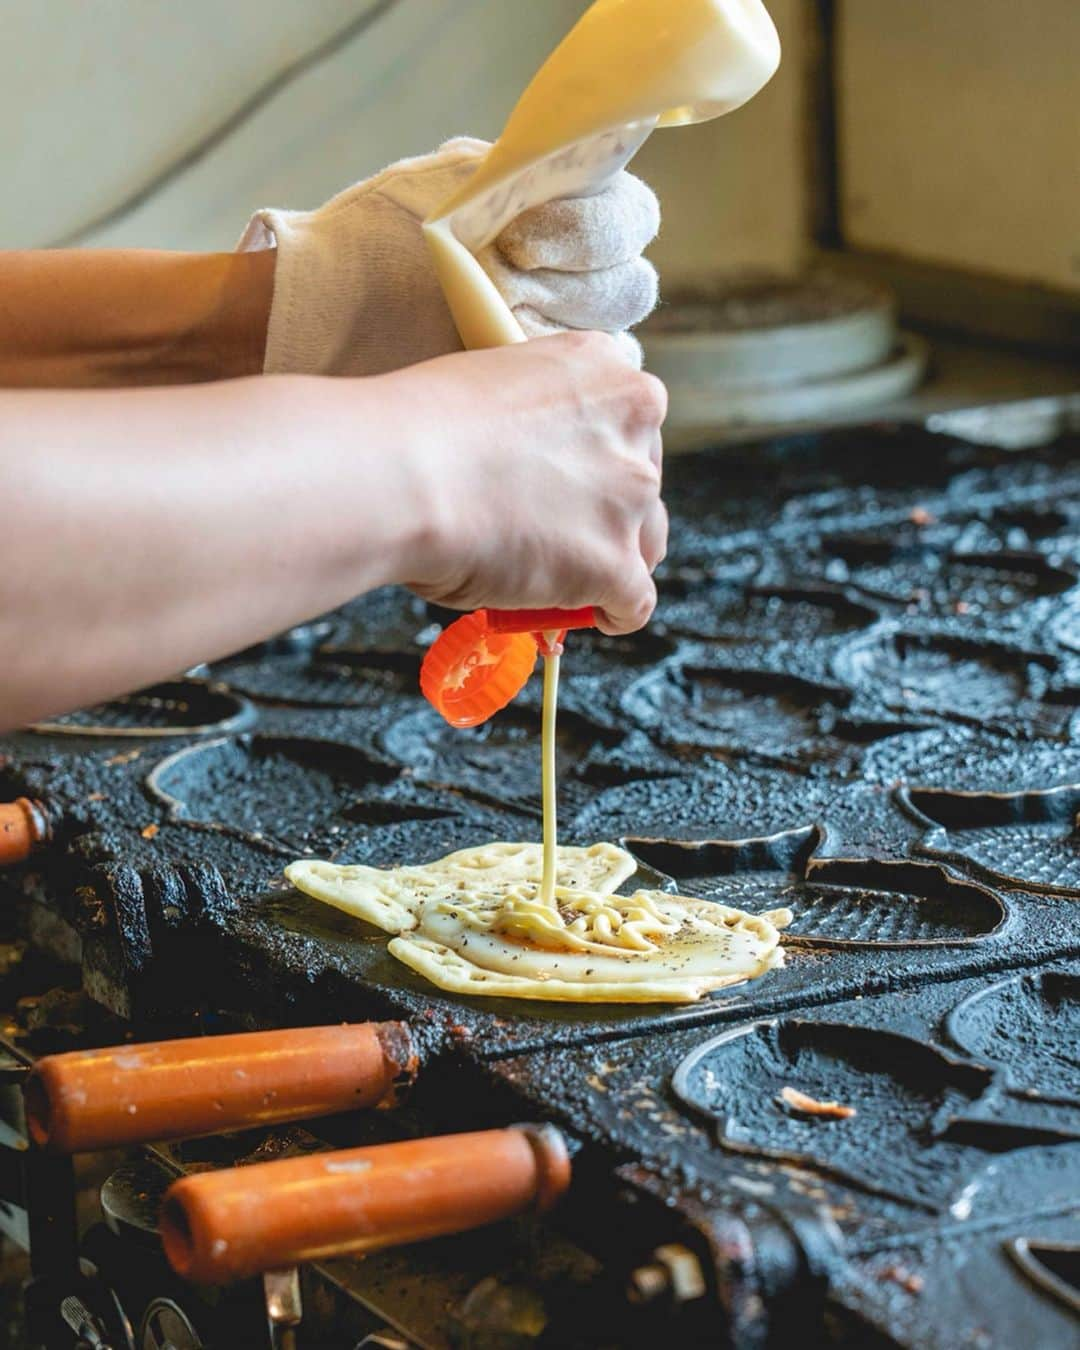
945, 970, 1079, 1103
146, 734, 461, 857
4, 416, 1080, 1347
1004, 1237, 1080, 1316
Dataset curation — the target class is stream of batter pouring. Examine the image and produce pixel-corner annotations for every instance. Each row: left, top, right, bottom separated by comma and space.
539, 645, 560, 906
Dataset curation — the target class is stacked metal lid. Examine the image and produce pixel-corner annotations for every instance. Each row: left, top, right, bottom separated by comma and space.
641, 272, 928, 444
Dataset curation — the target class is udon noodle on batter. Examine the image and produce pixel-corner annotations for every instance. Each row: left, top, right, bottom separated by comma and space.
285, 841, 792, 1004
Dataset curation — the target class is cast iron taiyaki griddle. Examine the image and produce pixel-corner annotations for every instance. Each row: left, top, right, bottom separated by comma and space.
1048, 602, 1080, 655
657, 544, 765, 590
578, 765, 968, 873
812, 520, 1075, 620
28, 678, 254, 738
906, 548, 1074, 625
573, 763, 822, 847
217, 618, 339, 659
482, 968, 1080, 1217
209, 589, 436, 708
862, 724, 1080, 791
5, 413, 1080, 1058
670, 1018, 1074, 1213
829, 1204, 1080, 1350
212, 650, 419, 711
474, 957, 1080, 1350
486, 625, 682, 736
545, 626, 680, 677
946, 969, 1080, 1104
4, 412, 1080, 1349
813, 516, 963, 574
979, 501, 1075, 547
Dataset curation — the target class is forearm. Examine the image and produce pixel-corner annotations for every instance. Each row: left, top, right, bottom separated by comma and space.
0, 249, 275, 387
0, 376, 428, 728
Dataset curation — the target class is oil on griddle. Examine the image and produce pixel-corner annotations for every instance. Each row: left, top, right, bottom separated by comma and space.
3, 414, 1080, 1349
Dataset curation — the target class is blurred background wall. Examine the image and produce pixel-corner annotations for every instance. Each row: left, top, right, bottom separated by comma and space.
1, 0, 1076, 304
839, 0, 1079, 295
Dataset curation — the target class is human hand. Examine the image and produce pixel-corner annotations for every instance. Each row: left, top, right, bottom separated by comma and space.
239, 139, 660, 377
389, 332, 668, 635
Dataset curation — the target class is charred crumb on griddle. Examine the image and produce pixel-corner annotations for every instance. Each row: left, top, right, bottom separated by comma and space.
105, 749, 142, 767
878, 1264, 925, 1295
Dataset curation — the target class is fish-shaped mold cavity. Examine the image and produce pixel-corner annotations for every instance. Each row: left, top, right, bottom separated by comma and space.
833, 630, 1072, 737
379, 702, 627, 814
573, 764, 819, 850
903, 777, 1080, 897
212, 588, 437, 708
672, 1019, 1069, 1212
621, 661, 905, 772
627, 838, 1007, 947
820, 533, 1074, 620
654, 583, 880, 646
862, 726, 1080, 793
214, 651, 420, 711
147, 735, 457, 857
29, 679, 253, 739
1005, 1238, 1080, 1317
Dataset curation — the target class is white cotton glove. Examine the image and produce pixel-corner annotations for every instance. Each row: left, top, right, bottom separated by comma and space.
238, 138, 660, 375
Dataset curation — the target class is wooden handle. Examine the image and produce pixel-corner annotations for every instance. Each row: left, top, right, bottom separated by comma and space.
0, 798, 50, 866
24, 1022, 416, 1154
161, 1124, 571, 1285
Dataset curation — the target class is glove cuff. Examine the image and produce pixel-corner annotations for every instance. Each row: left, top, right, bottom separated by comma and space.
236, 140, 488, 377
238, 207, 356, 375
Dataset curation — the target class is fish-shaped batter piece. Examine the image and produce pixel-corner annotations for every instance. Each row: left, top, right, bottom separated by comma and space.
285, 842, 791, 1004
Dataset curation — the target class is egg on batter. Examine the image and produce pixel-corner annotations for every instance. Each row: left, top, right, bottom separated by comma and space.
285, 842, 792, 1004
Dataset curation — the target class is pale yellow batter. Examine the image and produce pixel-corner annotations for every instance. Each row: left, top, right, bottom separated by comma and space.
540, 647, 560, 905
286, 838, 792, 1004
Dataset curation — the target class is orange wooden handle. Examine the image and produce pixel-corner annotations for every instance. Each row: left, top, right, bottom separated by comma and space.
161, 1124, 570, 1285
24, 1022, 416, 1154
0, 798, 50, 866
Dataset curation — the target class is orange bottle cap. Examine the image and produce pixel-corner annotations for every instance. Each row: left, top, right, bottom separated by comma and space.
420, 611, 538, 728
